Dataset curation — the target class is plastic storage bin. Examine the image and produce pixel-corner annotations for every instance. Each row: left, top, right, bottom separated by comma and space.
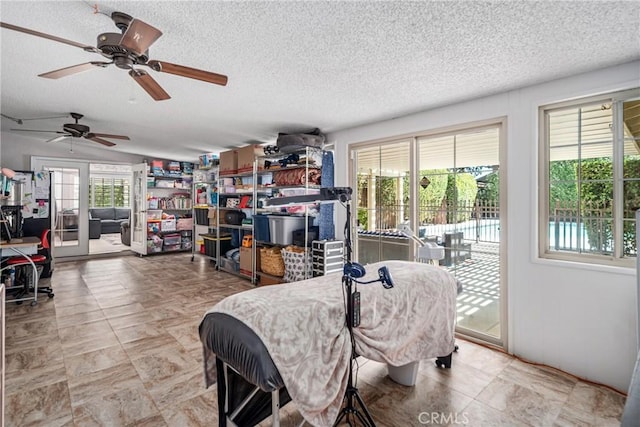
202, 235, 233, 258
163, 234, 181, 246
253, 214, 271, 242
194, 207, 209, 225
268, 215, 306, 245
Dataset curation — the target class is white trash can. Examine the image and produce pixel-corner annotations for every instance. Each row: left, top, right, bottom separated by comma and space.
387, 361, 420, 386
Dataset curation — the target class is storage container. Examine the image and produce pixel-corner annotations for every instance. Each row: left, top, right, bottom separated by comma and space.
161, 219, 176, 232
259, 247, 285, 277
268, 215, 307, 245
253, 214, 270, 242
312, 240, 345, 277
176, 218, 193, 231
202, 235, 233, 258
292, 227, 318, 247
224, 210, 245, 225
219, 150, 238, 176
282, 247, 312, 282
163, 234, 181, 246
147, 210, 162, 220
147, 238, 163, 252
163, 244, 182, 252
194, 207, 208, 225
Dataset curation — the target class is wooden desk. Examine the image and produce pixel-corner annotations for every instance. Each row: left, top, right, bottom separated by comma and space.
0, 236, 40, 305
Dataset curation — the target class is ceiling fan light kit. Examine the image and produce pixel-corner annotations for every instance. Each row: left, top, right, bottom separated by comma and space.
0, 10, 228, 101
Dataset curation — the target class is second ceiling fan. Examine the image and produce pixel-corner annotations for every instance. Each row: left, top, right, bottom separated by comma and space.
11, 112, 129, 147
0, 11, 228, 101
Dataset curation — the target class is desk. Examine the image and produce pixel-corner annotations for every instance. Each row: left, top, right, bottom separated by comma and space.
0, 237, 40, 305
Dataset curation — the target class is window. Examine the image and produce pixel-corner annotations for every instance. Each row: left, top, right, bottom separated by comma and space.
89, 164, 132, 208
89, 177, 130, 208
539, 88, 640, 266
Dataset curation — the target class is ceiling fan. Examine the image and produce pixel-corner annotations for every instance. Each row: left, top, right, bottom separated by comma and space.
11, 112, 129, 147
0, 11, 228, 101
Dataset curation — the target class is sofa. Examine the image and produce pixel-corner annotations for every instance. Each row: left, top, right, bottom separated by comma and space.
89, 208, 130, 234
120, 220, 131, 246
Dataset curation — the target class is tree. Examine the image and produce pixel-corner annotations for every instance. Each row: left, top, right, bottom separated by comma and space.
445, 173, 478, 223
476, 172, 499, 204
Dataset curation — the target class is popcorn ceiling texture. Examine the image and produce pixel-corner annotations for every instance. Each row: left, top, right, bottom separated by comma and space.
0, 0, 638, 160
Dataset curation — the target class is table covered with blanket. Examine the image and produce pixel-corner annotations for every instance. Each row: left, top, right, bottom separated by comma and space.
200, 260, 458, 427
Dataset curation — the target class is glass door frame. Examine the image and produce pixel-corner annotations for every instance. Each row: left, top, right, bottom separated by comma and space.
31, 157, 89, 258
348, 117, 508, 349
130, 163, 147, 255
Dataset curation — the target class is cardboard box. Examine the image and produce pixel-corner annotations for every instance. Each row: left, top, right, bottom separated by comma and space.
239, 246, 253, 275
220, 150, 238, 176
236, 144, 263, 173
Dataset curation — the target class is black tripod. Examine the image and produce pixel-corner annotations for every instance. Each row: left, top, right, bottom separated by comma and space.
334, 193, 393, 427
266, 187, 388, 426
333, 272, 377, 427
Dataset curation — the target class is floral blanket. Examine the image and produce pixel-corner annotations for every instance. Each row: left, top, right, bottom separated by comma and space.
203, 260, 458, 426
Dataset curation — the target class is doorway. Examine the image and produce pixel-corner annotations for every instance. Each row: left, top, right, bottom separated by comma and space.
32, 158, 89, 258
31, 158, 132, 257
350, 120, 506, 346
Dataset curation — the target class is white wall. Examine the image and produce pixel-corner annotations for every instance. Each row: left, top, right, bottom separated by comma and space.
0, 132, 147, 170
327, 60, 640, 392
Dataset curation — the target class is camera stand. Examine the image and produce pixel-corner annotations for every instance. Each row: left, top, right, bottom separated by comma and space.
333, 199, 377, 427
333, 274, 377, 427
263, 187, 388, 426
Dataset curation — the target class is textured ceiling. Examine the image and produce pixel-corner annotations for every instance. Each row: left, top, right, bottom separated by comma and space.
1, 0, 639, 162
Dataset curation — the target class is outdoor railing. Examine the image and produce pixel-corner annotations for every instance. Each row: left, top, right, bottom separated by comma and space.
360, 199, 501, 243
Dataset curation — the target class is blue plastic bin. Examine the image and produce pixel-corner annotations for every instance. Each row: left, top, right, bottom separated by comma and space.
253, 214, 271, 242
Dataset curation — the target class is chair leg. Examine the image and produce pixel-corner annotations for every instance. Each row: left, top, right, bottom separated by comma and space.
22, 264, 55, 298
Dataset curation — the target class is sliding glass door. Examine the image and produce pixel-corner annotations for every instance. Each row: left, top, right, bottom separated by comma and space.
353, 141, 412, 264
350, 121, 505, 345
417, 126, 502, 342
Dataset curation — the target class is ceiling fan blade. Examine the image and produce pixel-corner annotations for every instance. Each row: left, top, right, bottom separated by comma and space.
10, 129, 66, 134
86, 136, 116, 147
47, 135, 71, 143
39, 62, 110, 79
0, 22, 98, 53
129, 69, 170, 101
119, 19, 162, 56
87, 133, 130, 140
147, 60, 228, 86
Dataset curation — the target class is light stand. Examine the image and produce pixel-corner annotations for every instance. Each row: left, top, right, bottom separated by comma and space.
334, 191, 394, 427
264, 187, 394, 426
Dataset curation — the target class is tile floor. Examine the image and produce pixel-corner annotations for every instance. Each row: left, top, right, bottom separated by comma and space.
3, 253, 627, 426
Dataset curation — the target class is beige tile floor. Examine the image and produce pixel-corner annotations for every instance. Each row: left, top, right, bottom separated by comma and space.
3, 253, 627, 426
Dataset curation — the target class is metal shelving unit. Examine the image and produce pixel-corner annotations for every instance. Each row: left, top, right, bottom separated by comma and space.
252, 147, 324, 285
130, 161, 194, 256
192, 165, 219, 262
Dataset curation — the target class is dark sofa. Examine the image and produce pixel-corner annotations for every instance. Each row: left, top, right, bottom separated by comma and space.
89, 208, 130, 234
